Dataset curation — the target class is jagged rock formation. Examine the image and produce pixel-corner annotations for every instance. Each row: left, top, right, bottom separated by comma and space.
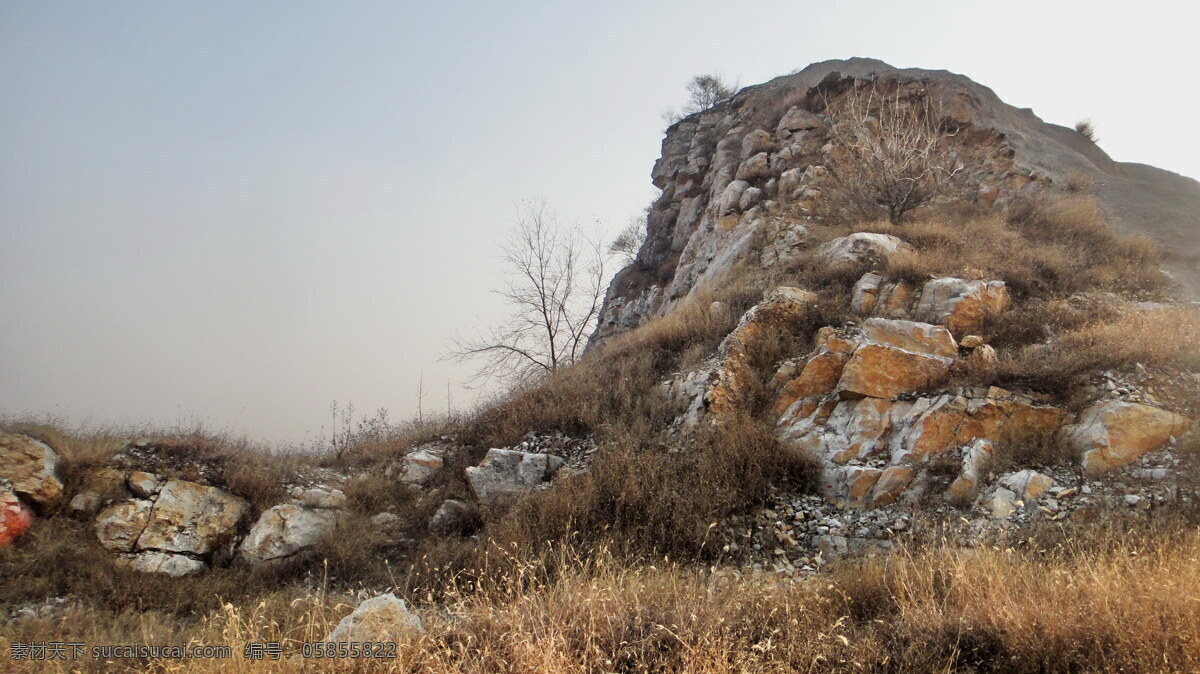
594, 58, 1200, 345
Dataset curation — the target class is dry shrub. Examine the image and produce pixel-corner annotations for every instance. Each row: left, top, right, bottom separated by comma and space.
492, 417, 818, 561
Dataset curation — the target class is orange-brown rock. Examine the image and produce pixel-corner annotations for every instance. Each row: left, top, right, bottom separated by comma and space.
877, 281, 916, 318
889, 395, 1065, 463
1062, 401, 1192, 476
707, 287, 817, 420
846, 467, 882, 507
869, 466, 914, 507
837, 343, 951, 399
966, 343, 999, 365
860, 318, 958, 358
771, 351, 850, 418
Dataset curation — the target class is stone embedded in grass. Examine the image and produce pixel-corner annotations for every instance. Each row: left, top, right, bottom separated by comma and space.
428, 498, 475, 535
396, 447, 445, 485
0, 431, 64, 507
325, 593, 423, 643
239, 503, 340, 564
466, 449, 564, 507
913, 278, 1010, 337
115, 551, 206, 577
818, 232, 913, 268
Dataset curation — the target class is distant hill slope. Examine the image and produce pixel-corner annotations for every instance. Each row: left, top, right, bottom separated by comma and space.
1098, 163, 1200, 300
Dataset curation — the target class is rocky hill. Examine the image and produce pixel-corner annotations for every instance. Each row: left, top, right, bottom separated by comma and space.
2, 59, 1199, 671
595, 58, 1200, 342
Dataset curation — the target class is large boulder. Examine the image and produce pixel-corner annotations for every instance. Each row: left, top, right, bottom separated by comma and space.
134, 480, 248, 556
914, 278, 1010, 337
1062, 401, 1191, 476
0, 431, 64, 507
466, 449, 564, 507
239, 503, 340, 564
818, 233, 913, 267
1, 486, 33, 546
325, 593, 423, 643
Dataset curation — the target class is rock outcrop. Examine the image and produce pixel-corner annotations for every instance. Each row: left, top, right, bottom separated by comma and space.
706, 287, 818, 419
1062, 401, 1191, 476
466, 449, 564, 507
592, 58, 1200, 348
779, 388, 1065, 508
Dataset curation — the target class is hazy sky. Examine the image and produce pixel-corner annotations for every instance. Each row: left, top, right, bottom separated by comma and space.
3, 1, 1197, 445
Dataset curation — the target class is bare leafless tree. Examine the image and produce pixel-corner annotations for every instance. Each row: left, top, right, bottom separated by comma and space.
819, 81, 963, 224
449, 200, 610, 385
608, 211, 648, 265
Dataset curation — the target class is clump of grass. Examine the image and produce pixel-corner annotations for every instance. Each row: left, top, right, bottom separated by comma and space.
838, 192, 1167, 300
952, 305, 1200, 397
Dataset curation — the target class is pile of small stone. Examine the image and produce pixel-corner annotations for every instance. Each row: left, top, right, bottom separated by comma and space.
720, 489, 911, 576
2, 597, 74, 623
510, 432, 596, 473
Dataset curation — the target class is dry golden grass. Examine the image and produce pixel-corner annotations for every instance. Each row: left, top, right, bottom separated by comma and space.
952, 304, 1200, 399
5, 518, 1199, 673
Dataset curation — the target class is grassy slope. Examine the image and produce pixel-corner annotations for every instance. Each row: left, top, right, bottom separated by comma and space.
2, 191, 1199, 672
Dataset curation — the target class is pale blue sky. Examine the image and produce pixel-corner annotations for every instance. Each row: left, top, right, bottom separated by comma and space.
2, 1, 1196, 444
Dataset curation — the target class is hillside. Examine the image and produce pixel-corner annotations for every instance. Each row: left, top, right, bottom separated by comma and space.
2, 59, 1200, 672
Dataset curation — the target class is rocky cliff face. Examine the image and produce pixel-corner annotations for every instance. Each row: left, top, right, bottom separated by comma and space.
593, 58, 1200, 345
